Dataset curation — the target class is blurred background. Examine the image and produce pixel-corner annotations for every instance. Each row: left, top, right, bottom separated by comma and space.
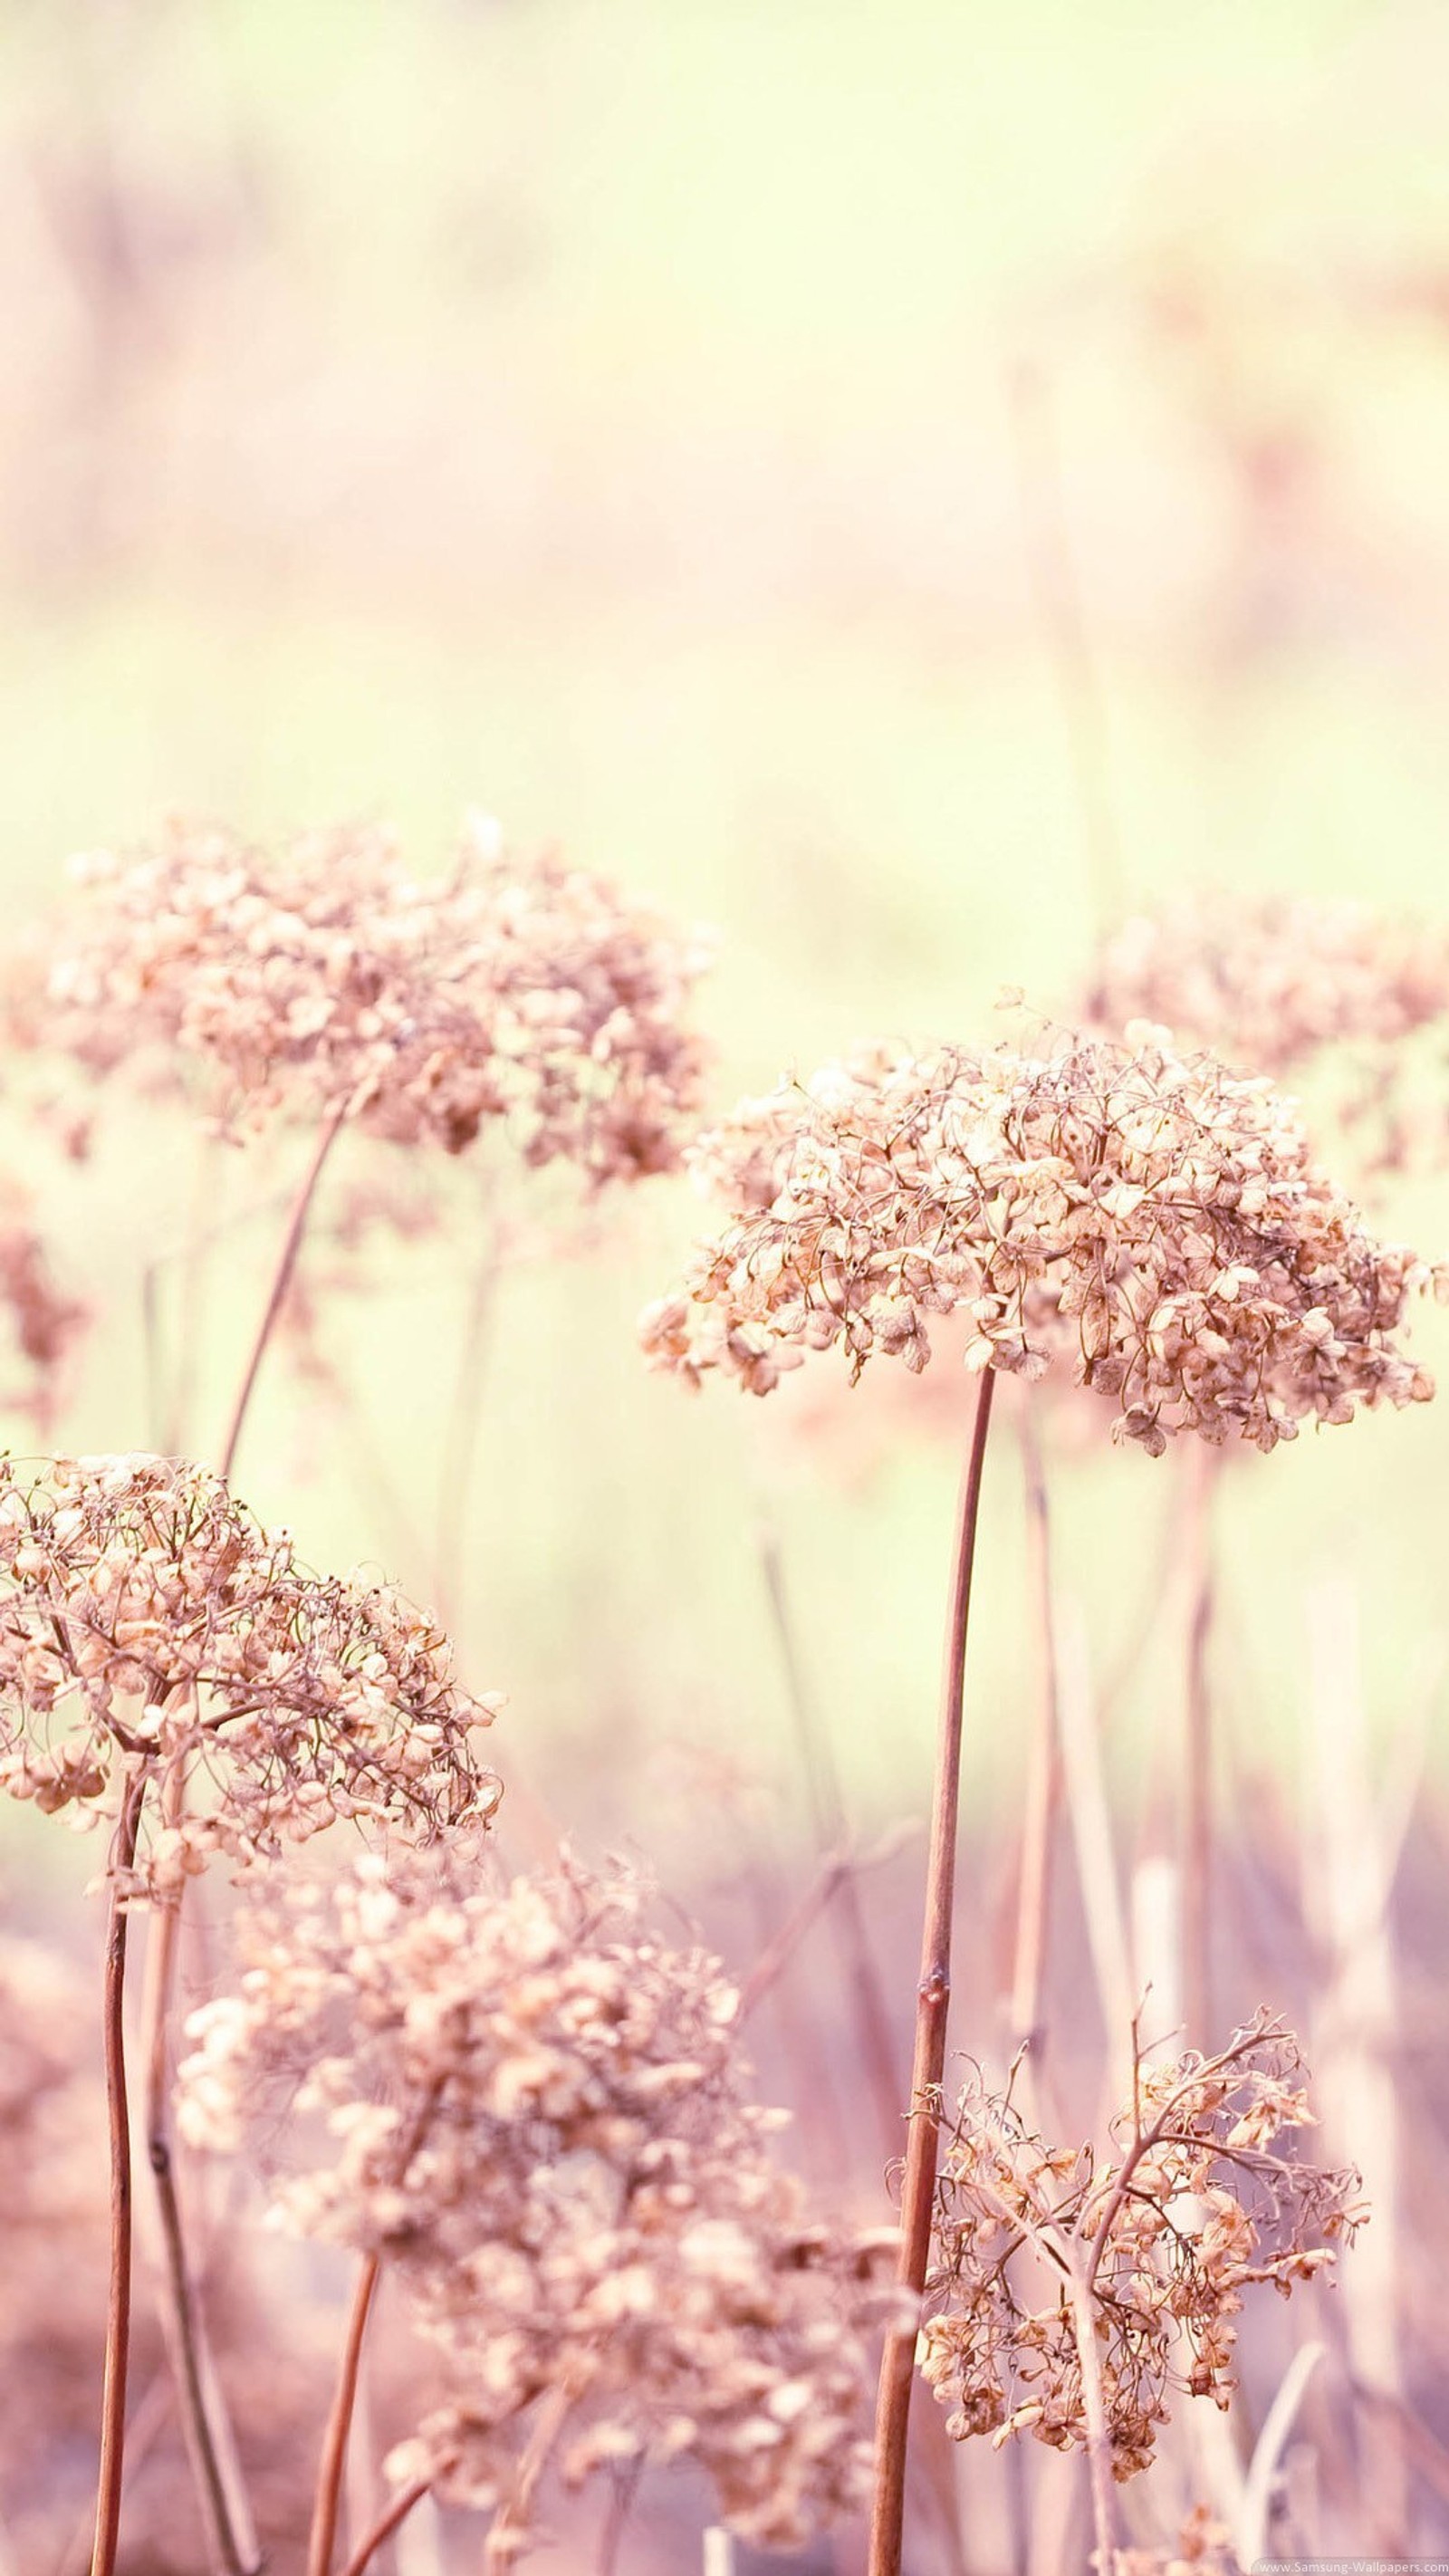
5, 2, 1449, 2569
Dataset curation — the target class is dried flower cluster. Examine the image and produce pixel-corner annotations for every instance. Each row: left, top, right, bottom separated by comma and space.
1082, 895, 1449, 1175
1083, 895, 1449, 1082
178, 1848, 898, 2552
0, 1454, 501, 1894
20, 814, 711, 1185
920, 2015, 1361, 2479
642, 1026, 1439, 1451
0, 1178, 87, 1425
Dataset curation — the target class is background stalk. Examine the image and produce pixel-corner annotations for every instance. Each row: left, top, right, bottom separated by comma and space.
219, 1094, 352, 1482
868, 1369, 995, 2576
307, 2254, 381, 2576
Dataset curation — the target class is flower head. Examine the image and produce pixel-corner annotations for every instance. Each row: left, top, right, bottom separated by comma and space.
642, 1026, 1439, 1452
178, 1847, 897, 2552
0, 1454, 501, 1895
1083, 894, 1449, 1082
922, 2014, 1361, 2479
1082, 894, 1449, 1173
22, 815, 711, 1186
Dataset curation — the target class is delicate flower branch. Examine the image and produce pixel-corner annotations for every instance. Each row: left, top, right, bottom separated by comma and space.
920, 2012, 1363, 2484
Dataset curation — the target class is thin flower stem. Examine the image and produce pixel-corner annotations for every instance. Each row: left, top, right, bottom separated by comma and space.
1182, 1446, 1219, 2044
140, 1887, 259, 2576
307, 2254, 381, 2576
131, 1100, 352, 2566
1008, 1398, 1063, 2072
1069, 2264, 1119, 2575
91, 1773, 147, 2576
307, 2085, 445, 2576
868, 1369, 996, 2576
218, 1093, 352, 1483
334, 2477, 430, 2576
737, 1828, 914, 2025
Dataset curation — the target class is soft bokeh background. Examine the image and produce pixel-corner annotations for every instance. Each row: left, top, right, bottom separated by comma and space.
6, 5, 1449, 2567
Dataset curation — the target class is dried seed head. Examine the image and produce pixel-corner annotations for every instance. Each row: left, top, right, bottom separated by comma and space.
1083, 894, 1449, 1081
923, 2012, 1362, 2479
178, 1846, 899, 2552
642, 1027, 1438, 1452
0, 1454, 501, 1896
1082, 893, 1449, 1174
19, 815, 712, 1187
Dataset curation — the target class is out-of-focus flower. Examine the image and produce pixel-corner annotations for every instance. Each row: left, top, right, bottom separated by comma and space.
178, 1846, 900, 2553
1084, 894, 1449, 1079
642, 1025, 1440, 1452
18, 813, 712, 1187
0, 1453, 501, 1895
1082, 894, 1449, 1170
0, 1177, 87, 1427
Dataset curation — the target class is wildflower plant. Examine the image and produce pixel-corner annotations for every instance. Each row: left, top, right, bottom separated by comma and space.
922, 2013, 1360, 2479
0, 1452, 503, 1893
643, 1016, 1430, 2576
0, 1448, 502, 2576
178, 1846, 899, 2569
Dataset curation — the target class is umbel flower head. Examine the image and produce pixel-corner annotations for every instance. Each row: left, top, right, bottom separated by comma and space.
0, 1454, 501, 1896
641, 1024, 1441, 1453
178, 1847, 899, 2554
920, 2014, 1361, 2479
1081, 894, 1449, 1174
1082, 893, 1449, 1084
20, 813, 711, 1186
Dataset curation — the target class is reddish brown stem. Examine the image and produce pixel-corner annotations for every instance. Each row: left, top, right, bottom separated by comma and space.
91, 1773, 148, 2576
334, 2475, 430, 2576
868, 1370, 996, 2576
307, 2254, 381, 2576
219, 1095, 351, 1483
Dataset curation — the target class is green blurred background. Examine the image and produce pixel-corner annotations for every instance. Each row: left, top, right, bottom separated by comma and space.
5, 0, 1449, 1887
